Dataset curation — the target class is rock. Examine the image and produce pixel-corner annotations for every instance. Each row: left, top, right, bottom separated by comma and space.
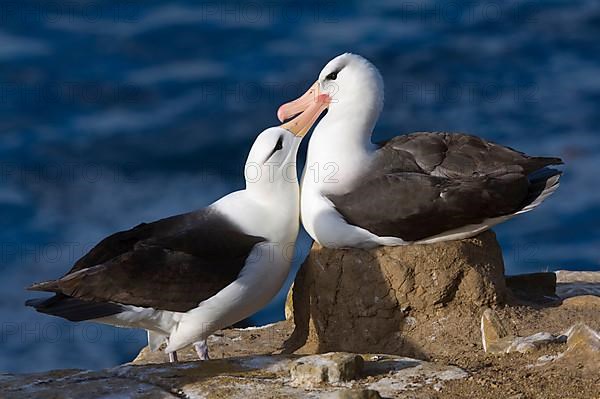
363, 354, 468, 397
561, 323, 600, 374
285, 230, 507, 358
1, 353, 466, 398
285, 282, 295, 321
555, 270, 600, 298
484, 320, 598, 374
506, 332, 564, 354
561, 295, 600, 308
505, 272, 557, 302
323, 389, 382, 399
0, 368, 181, 399
481, 308, 513, 353
290, 352, 364, 387
566, 323, 599, 350
535, 323, 600, 378
482, 308, 564, 354
556, 270, 600, 283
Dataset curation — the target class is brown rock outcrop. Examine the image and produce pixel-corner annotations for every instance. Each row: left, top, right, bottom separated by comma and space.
284, 230, 507, 358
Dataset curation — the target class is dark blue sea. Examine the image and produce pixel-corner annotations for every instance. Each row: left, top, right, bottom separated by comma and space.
1, 1, 598, 373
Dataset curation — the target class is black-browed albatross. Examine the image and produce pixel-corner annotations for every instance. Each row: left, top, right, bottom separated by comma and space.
26, 95, 329, 361
278, 53, 563, 248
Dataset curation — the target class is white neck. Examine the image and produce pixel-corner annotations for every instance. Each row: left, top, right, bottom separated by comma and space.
214, 173, 300, 244
303, 103, 380, 194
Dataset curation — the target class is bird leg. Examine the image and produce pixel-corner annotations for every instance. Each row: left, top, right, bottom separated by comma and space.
194, 339, 209, 360
165, 337, 178, 363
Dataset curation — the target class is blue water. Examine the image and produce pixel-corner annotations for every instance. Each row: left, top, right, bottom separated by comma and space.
1, 1, 598, 373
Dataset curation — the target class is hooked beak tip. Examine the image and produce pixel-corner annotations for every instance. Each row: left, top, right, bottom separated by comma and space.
276, 107, 286, 123
277, 80, 320, 123
280, 93, 330, 137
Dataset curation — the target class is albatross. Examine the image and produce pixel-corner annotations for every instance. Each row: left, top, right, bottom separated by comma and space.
26, 95, 328, 361
278, 53, 563, 248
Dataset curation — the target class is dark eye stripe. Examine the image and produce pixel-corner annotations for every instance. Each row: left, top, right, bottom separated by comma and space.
264, 136, 284, 163
326, 71, 338, 80
274, 136, 283, 151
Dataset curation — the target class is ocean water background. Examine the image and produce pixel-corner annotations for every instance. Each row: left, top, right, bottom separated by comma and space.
0, 1, 598, 373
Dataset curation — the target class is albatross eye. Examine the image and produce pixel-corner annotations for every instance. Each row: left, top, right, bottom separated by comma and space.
325, 71, 338, 80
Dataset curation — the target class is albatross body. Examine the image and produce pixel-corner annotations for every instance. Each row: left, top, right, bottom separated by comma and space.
278, 53, 563, 249
26, 98, 328, 360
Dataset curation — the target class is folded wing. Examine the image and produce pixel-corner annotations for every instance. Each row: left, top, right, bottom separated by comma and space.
328, 132, 562, 242
27, 208, 265, 315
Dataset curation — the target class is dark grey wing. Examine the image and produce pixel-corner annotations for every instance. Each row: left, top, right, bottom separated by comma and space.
66, 211, 202, 274
329, 132, 563, 242
378, 132, 562, 177
27, 208, 265, 313
328, 171, 531, 241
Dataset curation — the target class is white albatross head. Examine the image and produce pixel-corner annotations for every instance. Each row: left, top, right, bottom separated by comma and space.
277, 53, 384, 130
245, 93, 329, 194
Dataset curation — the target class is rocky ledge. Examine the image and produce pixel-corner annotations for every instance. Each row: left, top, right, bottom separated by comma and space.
3, 232, 599, 398
2, 351, 468, 398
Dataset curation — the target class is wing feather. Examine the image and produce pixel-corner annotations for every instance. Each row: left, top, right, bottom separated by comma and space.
329, 132, 562, 241
28, 208, 265, 312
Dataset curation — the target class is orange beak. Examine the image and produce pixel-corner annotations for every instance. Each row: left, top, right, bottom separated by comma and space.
280, 92, 330, 137
277, 81, 330, 123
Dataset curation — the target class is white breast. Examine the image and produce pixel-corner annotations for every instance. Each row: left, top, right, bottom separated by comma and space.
165, 241, 293, 351
300, 117, 391, 248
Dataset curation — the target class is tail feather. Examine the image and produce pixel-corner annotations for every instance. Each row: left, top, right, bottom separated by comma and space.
27, 280, 61, 292
531, 156, 563, 165
518, 168, 562, 214
524, 156, 563, 174
26, 294, 124, 322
